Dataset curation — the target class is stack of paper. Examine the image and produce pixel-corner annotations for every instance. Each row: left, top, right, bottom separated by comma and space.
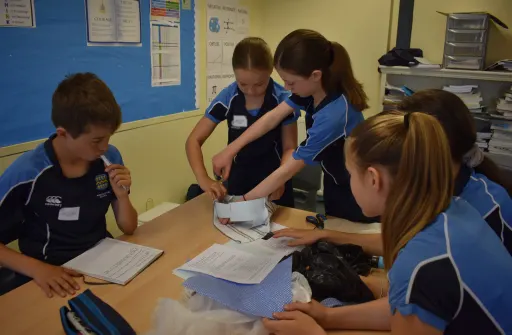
486, 59, 512, 72
382, 83, 414, 111
488, 87, 512, 158
175, 243, 284, 284
443, 85, 484, 111
493, 86, 512, 119
412, 57, 441, 69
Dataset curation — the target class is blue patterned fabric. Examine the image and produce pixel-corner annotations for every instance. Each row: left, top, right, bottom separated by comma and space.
183, 257, 293, 318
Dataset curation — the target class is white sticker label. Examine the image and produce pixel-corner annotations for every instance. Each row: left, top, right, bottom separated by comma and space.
58, 207, 80, 221
232, 115, 248, 128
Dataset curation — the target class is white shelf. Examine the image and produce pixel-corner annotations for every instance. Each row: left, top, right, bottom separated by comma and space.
379, 66, 512, 82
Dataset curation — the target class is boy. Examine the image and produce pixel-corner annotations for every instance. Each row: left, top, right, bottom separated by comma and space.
0, 73, 138, 297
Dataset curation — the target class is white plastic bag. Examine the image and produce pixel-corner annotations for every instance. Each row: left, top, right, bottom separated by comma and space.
291, 272, 312, 303
146, 294, 268, 335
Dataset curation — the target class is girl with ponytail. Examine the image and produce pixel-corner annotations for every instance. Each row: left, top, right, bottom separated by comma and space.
263, 112, 512, 335
212, 29, 373, 222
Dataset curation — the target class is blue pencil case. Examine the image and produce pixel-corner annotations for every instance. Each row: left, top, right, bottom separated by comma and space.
59, 289, 135, 335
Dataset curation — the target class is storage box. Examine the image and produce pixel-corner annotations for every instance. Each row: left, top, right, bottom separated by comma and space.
438, 12, 508, 70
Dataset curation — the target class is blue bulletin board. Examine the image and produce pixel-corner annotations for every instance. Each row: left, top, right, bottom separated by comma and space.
0, 0, 196, 147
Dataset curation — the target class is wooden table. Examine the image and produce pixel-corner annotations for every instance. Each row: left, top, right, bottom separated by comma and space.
0, 195, 388, 334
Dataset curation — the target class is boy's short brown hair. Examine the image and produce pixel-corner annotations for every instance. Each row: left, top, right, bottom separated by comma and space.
51, 73, 122, 138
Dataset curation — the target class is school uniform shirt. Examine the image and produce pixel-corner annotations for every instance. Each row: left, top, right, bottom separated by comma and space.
285, 93, 370, 221
455, 165, 512, 255
389, 198, 512, 335
205, 79, 299, 206
0, 135, 122, 265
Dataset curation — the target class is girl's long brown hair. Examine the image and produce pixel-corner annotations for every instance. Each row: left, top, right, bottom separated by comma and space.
347, 111, 454, 269
274, 29, 369, 111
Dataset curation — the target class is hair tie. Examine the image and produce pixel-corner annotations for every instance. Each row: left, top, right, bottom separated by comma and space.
404, 112, 413, 129
328, 41, 335, 66
463, 144, 485, 168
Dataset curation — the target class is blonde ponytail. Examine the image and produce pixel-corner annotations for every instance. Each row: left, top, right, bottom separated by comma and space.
347, 111, 453, 269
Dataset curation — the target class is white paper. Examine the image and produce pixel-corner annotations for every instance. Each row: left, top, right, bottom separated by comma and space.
177, 243, 283, 284
206, 0, 249, 103
150, 21, 181, 86
0, 0, 35, 28
64, 238, 163, 285
150, 0, 181, 86
85, 0, 141, 46
215, 197, 267, 223
173, 222, 290, 280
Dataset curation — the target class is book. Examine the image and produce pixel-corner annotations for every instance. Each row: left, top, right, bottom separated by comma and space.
64, 238, 163, 285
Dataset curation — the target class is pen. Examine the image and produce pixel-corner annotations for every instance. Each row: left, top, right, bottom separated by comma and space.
100, 155, 130, 192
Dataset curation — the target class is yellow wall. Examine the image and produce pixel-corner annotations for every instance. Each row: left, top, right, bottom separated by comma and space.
410, 0, 512, 66
258, 0, 393, 117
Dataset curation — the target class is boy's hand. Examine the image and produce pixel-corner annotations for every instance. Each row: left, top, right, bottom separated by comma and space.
32, 263, 82, 298
272, 228, 326, 247
105, 164, 131, 198
199, 177, 227, 201
262, 311, 326, 335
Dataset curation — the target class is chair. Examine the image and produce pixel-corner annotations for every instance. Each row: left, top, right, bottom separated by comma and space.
292, 165, 322, 212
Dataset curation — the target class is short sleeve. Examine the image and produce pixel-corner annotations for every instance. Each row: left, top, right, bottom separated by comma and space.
284, 94, 312, 110
292, 104, 347, 165
0, 165, 31, 244
388, 255, 460, 331
205, 85, 235, 123
277, 91, 301, 126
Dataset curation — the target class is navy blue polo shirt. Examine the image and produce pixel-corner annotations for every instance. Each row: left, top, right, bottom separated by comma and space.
389, 198, 512, 334
285, 93, 364, 185
0, 135, 123, 265
205, 80, 299, 126
455, 165, 512, 255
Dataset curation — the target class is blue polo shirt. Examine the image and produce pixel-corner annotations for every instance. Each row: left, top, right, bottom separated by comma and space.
0, 135, 122, 265
205, 80, 299, 126
285, 93, 364, 185
455, 165, 512, 255
389, 198, 512, 334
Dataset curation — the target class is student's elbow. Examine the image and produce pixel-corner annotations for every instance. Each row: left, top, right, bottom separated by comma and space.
121, 223, 137, 235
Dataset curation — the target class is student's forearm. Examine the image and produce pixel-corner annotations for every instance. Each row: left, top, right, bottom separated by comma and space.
323, 231, 383, 256
281, 149, 295, 166
324, 297, 391, 331
245, 159, 304, 200
114, 197, 138, 235
0, 244, 44, 278
185, 138, 210, 184
226, 112, 284, 156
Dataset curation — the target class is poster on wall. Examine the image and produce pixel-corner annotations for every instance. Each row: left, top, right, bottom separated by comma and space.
206, 0, 249, 104
150, 0, 181, 86
85, 0, 142, 46
0, 0, 36, 28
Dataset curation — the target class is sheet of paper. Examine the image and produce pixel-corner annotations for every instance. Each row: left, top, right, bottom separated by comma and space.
86, 0, 141, 46
206, 0, 249, 103
227, 235, 302, 257
150, 0, 181, 86
214, 197, 267, 224
0, 0, 35, 28
150, 21, 181, 86
64, 238, 163, 285
177, 243, 283, 284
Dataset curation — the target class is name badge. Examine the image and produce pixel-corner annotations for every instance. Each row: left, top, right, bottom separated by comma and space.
232, 115, 248, 128
58, 207, 80, 221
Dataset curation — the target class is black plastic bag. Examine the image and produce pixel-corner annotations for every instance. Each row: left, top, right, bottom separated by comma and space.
291, 242, 375, 304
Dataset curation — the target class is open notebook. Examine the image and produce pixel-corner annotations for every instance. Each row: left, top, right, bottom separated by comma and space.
63, 238, 164, 285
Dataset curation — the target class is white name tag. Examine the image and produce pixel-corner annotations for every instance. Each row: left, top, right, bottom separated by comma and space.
232, 115, 248, 128
58, 207, 80, 221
